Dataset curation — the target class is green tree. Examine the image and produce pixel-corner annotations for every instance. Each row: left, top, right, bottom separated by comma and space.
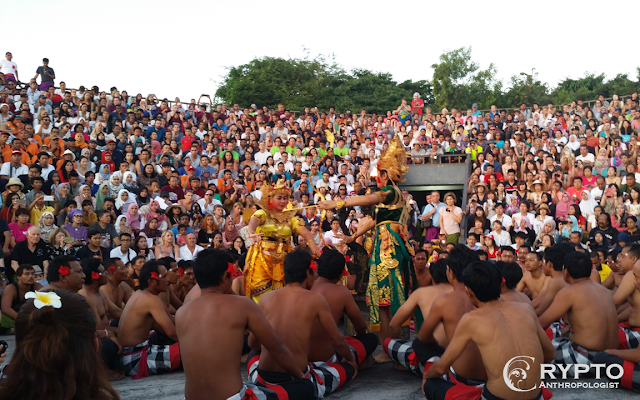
215, 55, 431, 113
498, 69, 550, 108
430, 47, 500, 111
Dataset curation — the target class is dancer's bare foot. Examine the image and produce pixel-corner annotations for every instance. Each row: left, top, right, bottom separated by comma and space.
359, 355, 375, 370
374, 352, 393, 363
108, 370, 125, 381
393, 362, 408, 371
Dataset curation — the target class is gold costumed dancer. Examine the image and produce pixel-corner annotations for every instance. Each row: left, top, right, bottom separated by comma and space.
318, 135, 418, 363
245, 178, 319, 303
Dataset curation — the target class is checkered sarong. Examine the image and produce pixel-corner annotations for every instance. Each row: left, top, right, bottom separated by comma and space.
120, 338, 181, 379
226, 383, 277, 400
552, 335, 597, 378
384, 338, 443, 377
545, 319, 567, 341
325, 334, 377, 365
618, 322, 640, 350
248, 351, 353, 399
594, 352, 640, 393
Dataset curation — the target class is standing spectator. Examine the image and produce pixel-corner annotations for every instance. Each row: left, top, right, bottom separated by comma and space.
33, 58, 55, 91
0, 52, 18, 83
439, 192, 463, 245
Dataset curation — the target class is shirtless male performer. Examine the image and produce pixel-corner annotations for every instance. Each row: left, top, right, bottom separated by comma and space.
0, 265, 43, 326
516, 252, 549, 305
612, 244, 640, 349
495, 261, 533, 305
385, 258, 452, 376
100, 258, 132, 309
247, 250, 358, 399
423, 261, 556, 400
308, 248, 377, 367
80, 257, 125, 380
118, 260, 181, 379
41, 256, 85, 292
595, 258, 640, 393
407, 246, 488, 389
176, 248, 314, 400
539, 251, 619, 377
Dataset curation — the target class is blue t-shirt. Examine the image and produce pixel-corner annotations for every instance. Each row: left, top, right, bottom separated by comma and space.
422, 202, 446, 228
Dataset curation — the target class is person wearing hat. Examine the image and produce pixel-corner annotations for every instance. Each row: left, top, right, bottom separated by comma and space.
0, 150, 28, 181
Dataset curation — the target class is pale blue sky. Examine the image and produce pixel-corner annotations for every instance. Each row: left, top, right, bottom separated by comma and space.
2, 0, 638, 103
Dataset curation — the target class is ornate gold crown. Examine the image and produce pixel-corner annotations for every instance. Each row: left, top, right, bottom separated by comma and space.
255, 177, 292, 211
376, 134, 409, 182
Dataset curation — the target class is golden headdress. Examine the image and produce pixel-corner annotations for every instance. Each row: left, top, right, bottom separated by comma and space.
376, 134, 409, 182
255, 177, 293, 210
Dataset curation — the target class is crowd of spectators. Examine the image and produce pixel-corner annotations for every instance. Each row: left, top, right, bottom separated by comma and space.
0, 51, 639, 295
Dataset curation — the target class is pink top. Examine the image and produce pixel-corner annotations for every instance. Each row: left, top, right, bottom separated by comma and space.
8, 222, 33, 245
441, 206, 463, 234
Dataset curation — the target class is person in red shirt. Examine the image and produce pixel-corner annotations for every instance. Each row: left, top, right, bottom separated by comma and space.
181, 126, 197, 150
483, 164, 503, 184
566, 176, 588, 201
45, 86, 63, 105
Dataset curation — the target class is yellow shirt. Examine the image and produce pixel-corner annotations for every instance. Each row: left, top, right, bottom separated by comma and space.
597, 263, 612, 283
30, 205, 54, 226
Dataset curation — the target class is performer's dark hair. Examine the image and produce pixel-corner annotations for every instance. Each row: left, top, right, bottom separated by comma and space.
0, 290, 119, 400
284, 250, 313, 284
500, 246, 515, 255
47, 256, 77, 283
447, 245, 479, 281
317, 248, 345, 281
102, 258, 119, 271
495, 261, 522, 290
80, 258, 102, 285
430, 259, 449, 284
159, 257, 176, 269
544, 243, 573, 271
192, 248, 232, 289
564, 251, 592, 279
139, 260, 164, 290
462, 261, 501, 302
177, 260, 193, 270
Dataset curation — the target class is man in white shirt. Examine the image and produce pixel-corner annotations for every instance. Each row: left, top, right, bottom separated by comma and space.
0, 52, 18, 82
489, 202, 512, 230
197, 188, 222, 215
575, 145, 595, 166
279, 152, 294, 173
489, 220, 512, 247
0, 150, 29, 179
254, 141, 271, 166
109, 232, 137, 265
178, 233, 204, 261
37, 152, 55, 179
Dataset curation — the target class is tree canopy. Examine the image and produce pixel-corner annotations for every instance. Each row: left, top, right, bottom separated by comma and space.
215, 49, 639, 112
215, 54, 432, 114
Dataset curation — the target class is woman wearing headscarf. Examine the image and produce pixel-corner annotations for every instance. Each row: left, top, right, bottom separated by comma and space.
115, 189, 135, 212
63, 209, 88, 242
561, 215, 582, 239
141, 199, 168, 231
123, 203, 142, 231
38, 211, 57, 243
96, 163, 111, 185
44, 170, 61, 196
579, 191, 598, 220
101, 151, 116, 173
512, 214, 535, 244
555, 192, 573, 219
95, 183, 110, 211
136, 187, 150, 208
115, 215, 131, 235
534, 219, 558, 250
589, 230, 609, 253
74, 184, 96, 209
107, 175, 124, 198
122, 171, 138, 193
142, 217, 162, 243
566, 135, 581, 154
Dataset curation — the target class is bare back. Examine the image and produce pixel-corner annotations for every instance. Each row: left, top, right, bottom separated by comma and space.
501, 290, 533, 306
464, 302, 549, 400
177, 293, 254, 400
258, 286, 329, 372
308, 280, 365, 361
563, 280, 619, 350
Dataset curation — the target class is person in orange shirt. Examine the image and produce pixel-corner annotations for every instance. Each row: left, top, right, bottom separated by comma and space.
44, 132, 65, 159
55, 150, 77, 170
3, 138, 34, 166
74, 133, 88, 150
217, 169, 234, 195
0, 131, 12, 161
17, 131, 39, 163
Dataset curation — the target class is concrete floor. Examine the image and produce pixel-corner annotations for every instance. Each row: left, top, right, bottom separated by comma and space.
1, 334, 634, 400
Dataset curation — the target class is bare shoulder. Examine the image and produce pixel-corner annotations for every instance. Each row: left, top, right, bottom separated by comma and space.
34, 282, 44, 290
